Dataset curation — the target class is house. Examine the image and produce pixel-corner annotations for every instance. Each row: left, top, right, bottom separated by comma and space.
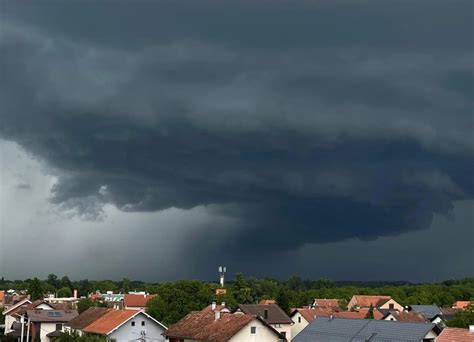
26, 309, 78, 342
347, 295, 403, 311
201, 301, 231, 313
293, 317, 441, 342
290, 306, 383, 338
238, 304, 293, 341
312, 299, 340, 309
381, 310, 427, 322
123, 293, 157, 310
81, 309, 167, 341
290, 308, 337, 338
436, 326, 474, 341
440, 308, 461, 322
3, 298, 33, 335
64, 307, 110, 336
165, 310, 284, 342
407, 305, 442, 323
452, 301, 473, 310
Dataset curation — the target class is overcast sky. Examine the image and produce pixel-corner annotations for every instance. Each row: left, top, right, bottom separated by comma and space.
0, 0, 473, 282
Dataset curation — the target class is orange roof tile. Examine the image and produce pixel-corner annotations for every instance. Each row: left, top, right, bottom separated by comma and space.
437, 327, 474, 342
385, 310, 427, 322
166, 312, 264, 342
259, 299, 276, 305
0, 291, 4, 302
352, 295, 392, 307
293, 308, 335, 322
313, 299, 340, 308
124, 294, 157, 308
336, 310, 370, 319
83, 309, 138, 335
453, 301, 473, 309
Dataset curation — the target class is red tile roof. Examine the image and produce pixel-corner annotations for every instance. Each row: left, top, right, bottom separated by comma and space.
453, 301, 473, 309
123, 294, 157, 308
83, 309, 138, 335
292, 308, 335, 322
66, 307, 110, 330
0, 291, 4, 302
337, 310, 371, 319
259, 299, 276, 305
351, 295, 392, 308
437, 327, 474, 342
165, 312, 267, 342
313, 299, 340, 308
385, 310, 427, 322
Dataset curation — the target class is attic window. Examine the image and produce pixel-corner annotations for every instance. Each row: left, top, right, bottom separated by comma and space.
131, 321, 135, 326
250, 326, 256, 335
298, 316, 301, 323
389, 303, 394, 309
141, 321, 145, 326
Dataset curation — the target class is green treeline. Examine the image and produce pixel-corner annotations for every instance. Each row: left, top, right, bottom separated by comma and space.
1, 274, 473, 327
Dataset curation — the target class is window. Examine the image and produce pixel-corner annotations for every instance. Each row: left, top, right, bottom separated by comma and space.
250, 326, 256, 335
298, 316, 301, 323
141, 321, 146, 326
389, 303, 394, 310
281, 332, 286, 339
131, 321, 135, 326
56, 324, 62, 331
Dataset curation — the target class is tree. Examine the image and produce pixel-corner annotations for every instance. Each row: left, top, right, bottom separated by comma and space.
146, 280, 213, 325
365, 305, 375, 319
276, 287, 291, 315
447, 304, 474, 328
56, 332, 108, 341
61, 276, 72, 290
77, 298, 95, 313
121, 278, 130, 293
47, 274, 60, 289
57, 287, 72, 298
28, 278, 44, 300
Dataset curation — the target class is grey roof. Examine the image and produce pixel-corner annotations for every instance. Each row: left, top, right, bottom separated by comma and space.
27, 309, 79, 322
238, 304, 293, 324
409, 305, 441, 319
293, 317, 438, 342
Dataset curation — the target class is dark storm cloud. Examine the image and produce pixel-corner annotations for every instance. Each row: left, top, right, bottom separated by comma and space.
1, 0, 473, 261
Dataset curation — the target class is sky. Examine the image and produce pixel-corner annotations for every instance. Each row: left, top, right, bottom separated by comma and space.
0, 0, 473, 282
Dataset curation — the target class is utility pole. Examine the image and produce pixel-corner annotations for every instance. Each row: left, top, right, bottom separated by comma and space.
20, 315, 25, 342
26, 317, 30, 342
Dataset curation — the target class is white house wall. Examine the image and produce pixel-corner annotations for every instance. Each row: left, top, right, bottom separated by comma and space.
230, 319, 281, 342
291, 312, 309, 338
107, 312, 166, 342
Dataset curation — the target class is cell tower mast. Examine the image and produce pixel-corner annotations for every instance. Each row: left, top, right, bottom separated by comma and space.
218, 266, 227, 287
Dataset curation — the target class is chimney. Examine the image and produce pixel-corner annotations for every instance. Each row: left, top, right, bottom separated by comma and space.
211, 301, 216, 310
221, 301, 225, 307
73, 289, 78, 299
469, 325, 474, 333
264, 309, 268, 319
214, 311, 221, 321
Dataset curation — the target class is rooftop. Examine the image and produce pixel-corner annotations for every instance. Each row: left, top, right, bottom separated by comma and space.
238, 304, 293, 324
123, 293, 157, 308
26, 309, 78, 322
437, 327, 474, 342
165, 311, 277, 342
293, 317, 439, 342
66, 307, 110, 330
83, 309, 138, 335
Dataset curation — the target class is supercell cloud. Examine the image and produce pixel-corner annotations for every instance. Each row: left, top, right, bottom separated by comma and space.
0, 0, 473, 279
